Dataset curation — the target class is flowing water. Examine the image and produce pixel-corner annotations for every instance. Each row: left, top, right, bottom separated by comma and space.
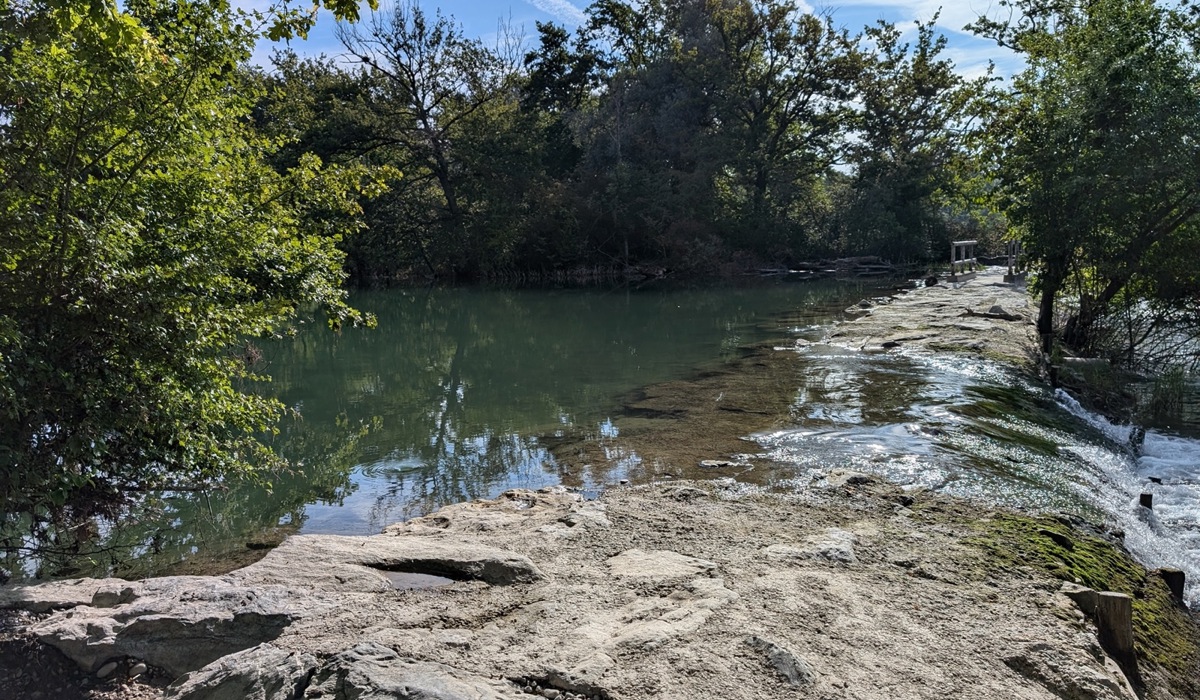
6, 280, 1200, 606
753, 343, 1200, 607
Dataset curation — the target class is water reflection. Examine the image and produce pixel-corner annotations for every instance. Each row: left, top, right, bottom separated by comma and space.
4, 279, 878, 581
262, 283, 873, 535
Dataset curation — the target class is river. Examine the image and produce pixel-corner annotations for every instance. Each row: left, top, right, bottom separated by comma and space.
6, 279, 1199, 606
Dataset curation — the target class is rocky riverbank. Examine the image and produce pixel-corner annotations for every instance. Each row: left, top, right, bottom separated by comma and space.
2, 269, 1197, 700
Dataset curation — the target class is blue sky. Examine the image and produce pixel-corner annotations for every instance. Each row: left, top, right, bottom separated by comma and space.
256, 0, 1020, 78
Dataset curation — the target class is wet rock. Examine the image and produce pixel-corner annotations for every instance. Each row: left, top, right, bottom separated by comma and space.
164, 644, 317, 700
96, 661, 118, 679
307, 643, 523, 699
1038, 528, 1074, 550
826, 470, 873, 488
128, 662, 148, 678
745, 636, 815, 687
662, 486, 708, 501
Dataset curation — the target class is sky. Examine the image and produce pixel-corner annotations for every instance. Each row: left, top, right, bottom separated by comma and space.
255, 0, 1021, 79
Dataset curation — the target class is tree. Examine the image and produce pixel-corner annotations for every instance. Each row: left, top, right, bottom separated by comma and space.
702, 0, 857, 242
972, 0, 1200, 356
841, 17, 991, 262
566, 0, 857, 265
335, 2, 525, 279
0, 0, 383, 539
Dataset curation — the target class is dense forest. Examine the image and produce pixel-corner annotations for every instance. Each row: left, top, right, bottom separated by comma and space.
254, 0, 997, 282
2, 0, 1200, 552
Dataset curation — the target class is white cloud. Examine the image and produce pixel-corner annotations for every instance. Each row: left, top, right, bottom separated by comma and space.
523, 0, 588, 26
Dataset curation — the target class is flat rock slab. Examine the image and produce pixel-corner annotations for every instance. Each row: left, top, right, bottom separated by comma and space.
10, 531, 542, 676
825, 268, 1035, 365
606, 549, 718, 578
232, 534, 545, 590
1, 483, 1161, 700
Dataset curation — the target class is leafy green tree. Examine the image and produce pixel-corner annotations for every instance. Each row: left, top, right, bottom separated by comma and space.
841, 17, 991, 262
334, 2, 527, 279
972, 0, 1200, 355
0, 0, 382, 538
701, 0, 857, 249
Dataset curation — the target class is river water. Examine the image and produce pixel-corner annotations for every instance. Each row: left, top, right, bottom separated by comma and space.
754, 343, 1200, 607
7, 280, 1200, 606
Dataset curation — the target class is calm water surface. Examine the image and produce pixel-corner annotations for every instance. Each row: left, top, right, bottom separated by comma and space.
264, 282, 880, 534
21, 279, 876, 579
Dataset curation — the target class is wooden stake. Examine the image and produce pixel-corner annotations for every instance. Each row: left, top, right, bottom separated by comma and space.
1095, 591, 1136, 671
1157, 568, 1186, 604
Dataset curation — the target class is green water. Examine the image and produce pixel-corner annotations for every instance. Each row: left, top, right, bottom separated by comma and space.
261, 282, 878, 533
11, 279, 881, 580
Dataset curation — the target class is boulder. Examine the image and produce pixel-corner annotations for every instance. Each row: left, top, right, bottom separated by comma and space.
29, 578, 298, 676
307, 643, 524, 699
164, 644, 318, 700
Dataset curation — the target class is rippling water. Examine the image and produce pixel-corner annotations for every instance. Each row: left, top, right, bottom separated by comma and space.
755, 342, 1200, 607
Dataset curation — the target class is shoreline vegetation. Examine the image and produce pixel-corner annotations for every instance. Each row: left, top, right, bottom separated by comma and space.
7, 0, 1200, 589
4, 0, 1200, 697
2, 269, 1198, 700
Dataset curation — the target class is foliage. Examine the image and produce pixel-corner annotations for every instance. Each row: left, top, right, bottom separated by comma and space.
0, 0, 384, 537
258, 0, 987, 280
972, 0, 1200, 357
839, 16, 993, 262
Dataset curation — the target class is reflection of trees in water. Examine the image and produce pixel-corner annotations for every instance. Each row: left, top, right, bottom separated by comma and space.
3, 280, 875, 581
364, 431, 557, 529
1, 412, 373, 582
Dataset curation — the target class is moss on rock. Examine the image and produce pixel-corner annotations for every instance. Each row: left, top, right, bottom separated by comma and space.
966, 513, 1200, 698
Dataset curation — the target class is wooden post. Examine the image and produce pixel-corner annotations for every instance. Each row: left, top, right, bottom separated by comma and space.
1095, 591, 1136, 671
1157, 568, 1186, 603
